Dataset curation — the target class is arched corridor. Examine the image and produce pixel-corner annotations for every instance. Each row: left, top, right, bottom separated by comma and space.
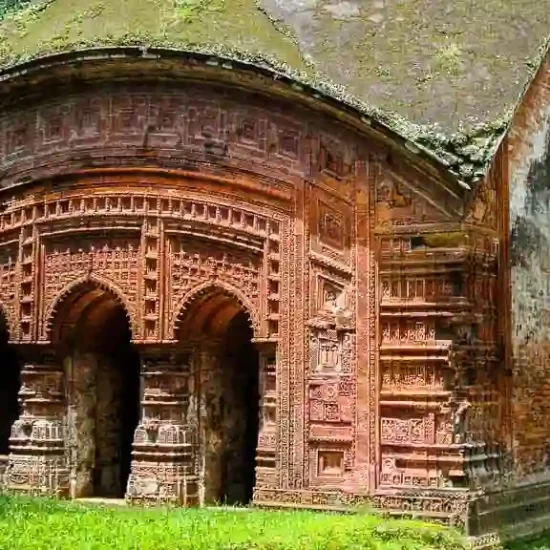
177, 288, 260, 505
52, 283, 140, 498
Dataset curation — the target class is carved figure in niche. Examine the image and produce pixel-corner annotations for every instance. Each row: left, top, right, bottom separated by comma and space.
324, 288, 338, 312
323, 213, 342, 243
319, 340, 340, 372
452, 401, 470, 444
376, 178, 443, 227
317, 201, 346, 250
377, 179, 411, 208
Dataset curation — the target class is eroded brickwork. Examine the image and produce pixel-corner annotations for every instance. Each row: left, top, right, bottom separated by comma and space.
508, 54, 550, 484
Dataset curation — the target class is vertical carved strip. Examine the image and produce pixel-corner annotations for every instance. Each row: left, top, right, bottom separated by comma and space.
158, 217, 167, 340
255, 343, 278, 490
354, 157, 373, 490
367, 161, 378, 489
291, 174, 306, 489
19, 221, 35, 341
31, 221, 41, 342
278, 219, 292, 489
142, 203, 161, 340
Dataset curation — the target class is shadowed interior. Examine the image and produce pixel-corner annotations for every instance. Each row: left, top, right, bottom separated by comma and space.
178, 290, 260, 505
0, 311, 20, 456
53, 285, 140, 498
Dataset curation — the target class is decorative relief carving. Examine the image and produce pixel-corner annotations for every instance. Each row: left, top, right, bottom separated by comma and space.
381, 414, 436, 445
310, 190, 352, 266
278, 128, 300, 159
6, 352, 69, 496
0, 245, 18, 336
381, 321, 436, 344
72, 96, 103, 140
319, 338, 341, 374
127, 351, 196, 506
169, 239, 261, 335
376, 177, 445, 228
318, 135, 353, 180
308, 381, 354, 426
319, 202, 345, 250
38, 106, 65, 147
110, 94, 148, 137
42, 237, 140, 335
381, 363, 444, 389
0, 88, 316, 184
5, 121, 31, 158
381, 275, 455, 302
377, 229, 503, 502
380, 457, 451, 489
309, 329, 355, 376
317, 276, 347, 314
317, 450, 344, 476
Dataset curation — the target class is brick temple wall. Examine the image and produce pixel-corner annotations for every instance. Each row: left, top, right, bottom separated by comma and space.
0, 61, 508, 537
508, 53, 550, 483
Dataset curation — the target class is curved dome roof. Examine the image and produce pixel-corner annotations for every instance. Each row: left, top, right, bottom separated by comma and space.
0, 0, 549, 181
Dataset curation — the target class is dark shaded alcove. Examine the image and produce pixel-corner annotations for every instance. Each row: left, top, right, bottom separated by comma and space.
219, 310, 260, 505
0, 313, 20, 455
53, 284, 140, 499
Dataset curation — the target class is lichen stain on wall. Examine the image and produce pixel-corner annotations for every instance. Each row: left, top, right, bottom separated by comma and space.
509, 83, 550, 480
511, 114, 550, 344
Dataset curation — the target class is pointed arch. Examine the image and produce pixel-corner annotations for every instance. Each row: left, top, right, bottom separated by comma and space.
44, 273, 138, 342
172, 280, 260, 340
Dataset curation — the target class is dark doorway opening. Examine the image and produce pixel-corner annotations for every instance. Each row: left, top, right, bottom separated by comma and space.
91, 306, 140, 498
0, 316, 20, 456
219, 311, 260, 505
56, 286, 140, 499
179, 288, 261, 507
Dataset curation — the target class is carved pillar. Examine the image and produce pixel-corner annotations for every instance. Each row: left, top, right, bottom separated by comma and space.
5, 348, 68, 496
126, 348, 198, 506
254, 342, 278, 490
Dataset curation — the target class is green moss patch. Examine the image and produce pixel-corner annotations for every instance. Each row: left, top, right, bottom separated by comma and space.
0, 0, 307, 70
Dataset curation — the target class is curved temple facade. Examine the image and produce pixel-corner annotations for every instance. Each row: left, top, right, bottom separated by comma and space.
0, 48, 547, 547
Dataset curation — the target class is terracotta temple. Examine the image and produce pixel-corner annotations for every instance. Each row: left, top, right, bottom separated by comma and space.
0, 1, 549, 546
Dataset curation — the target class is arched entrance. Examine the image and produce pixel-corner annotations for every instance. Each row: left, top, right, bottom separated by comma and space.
177, 287, 260, 505
0, 310, 20, 458
51, 282, 140, 499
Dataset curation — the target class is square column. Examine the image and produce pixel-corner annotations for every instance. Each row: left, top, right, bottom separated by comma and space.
5, 348, 69, 496
126, 347, 198, 506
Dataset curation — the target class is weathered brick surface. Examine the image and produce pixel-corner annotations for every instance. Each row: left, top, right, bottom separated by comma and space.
508, 54, 550, 482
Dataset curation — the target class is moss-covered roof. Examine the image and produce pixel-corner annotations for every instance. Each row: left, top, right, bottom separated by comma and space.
0, 0, 549, 182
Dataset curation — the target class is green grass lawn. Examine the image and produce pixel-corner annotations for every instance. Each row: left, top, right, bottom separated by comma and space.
507, 534, 550, 550
0, 495, 467, 550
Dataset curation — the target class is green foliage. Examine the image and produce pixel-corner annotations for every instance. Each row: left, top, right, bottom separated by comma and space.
0, 0, 33, 20
506, 532, 550, 549
0, 494, 467, 550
